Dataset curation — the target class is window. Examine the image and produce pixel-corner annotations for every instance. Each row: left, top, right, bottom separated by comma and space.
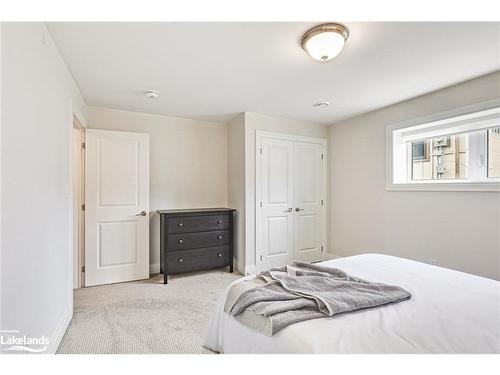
488, 127, 500, 178
411, 140, 429, 161
410, 134, 468, 181
387, 100, 500, 191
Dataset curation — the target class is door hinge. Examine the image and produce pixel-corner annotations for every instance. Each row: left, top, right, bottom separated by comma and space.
81, 142, 86, 149
81, 204, 85, 211
321, 153, 324, 160
260, 147, 263, 155
260, 255, 263, 261
81, 266, 85, 273
321, 199, 324, 206
321, 246, 324, 253
259, 201, 262, 208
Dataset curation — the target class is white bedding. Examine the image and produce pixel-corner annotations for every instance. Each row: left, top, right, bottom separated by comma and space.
204, 254, 500, 353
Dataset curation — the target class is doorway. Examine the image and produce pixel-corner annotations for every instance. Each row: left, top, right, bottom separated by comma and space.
72, 120, 85, 288
255, 131, 327, 271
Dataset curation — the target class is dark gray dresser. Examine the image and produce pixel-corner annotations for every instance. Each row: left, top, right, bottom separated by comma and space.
158, 208, 236, 284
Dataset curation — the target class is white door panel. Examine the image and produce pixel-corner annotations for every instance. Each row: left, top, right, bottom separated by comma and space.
98, 138, 140, 206
259, 137, 294, 269
293, 141, 323, 262
85, 129, 150, 286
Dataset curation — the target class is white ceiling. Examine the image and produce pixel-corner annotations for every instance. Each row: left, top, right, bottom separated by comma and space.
47, 22, 500, 125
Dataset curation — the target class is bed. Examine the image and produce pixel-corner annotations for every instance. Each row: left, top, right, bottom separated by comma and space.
204, 254, 500, 353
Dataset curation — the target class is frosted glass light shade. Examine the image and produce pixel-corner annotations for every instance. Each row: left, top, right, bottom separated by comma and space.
301, 23, 349, 61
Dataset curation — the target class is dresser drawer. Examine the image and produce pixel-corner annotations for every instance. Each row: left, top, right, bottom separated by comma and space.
167, 230, 230, 251
167, 246, 229, 274
167, 215, 230, 234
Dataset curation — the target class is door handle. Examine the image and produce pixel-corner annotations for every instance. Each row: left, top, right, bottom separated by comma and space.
295, 208, 304, 212
136, 211, 147, 216
284, 208, 293, 213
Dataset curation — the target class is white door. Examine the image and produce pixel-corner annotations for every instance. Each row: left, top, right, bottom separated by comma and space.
257, 133, 325, 271
258, 137, 294, 269
85, 129, 150, 286
293, 141, 323, 262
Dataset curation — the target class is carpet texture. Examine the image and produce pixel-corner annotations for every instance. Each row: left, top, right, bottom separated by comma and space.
57, 269, 241, 354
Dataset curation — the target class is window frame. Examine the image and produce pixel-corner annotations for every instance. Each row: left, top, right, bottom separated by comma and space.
487, 127, 500, 178
386, 98, 500, 192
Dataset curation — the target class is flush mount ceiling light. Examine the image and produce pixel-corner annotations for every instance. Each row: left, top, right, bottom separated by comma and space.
313, 101, 330, 109
301, 23, 349, 61
144, 90, 159, 99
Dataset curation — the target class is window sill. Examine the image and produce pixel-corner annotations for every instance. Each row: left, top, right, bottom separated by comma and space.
386, 182, 500, 192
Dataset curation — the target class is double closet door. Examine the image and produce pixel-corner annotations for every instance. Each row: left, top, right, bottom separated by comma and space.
256, 132, 326, 271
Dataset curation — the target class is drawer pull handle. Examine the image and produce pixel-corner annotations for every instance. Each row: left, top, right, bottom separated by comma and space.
178, 239, 183, 244
178, 223, 183, 227
218, 253, 222, 257
178, 258, 184, 262
217, 235, 222, 240
217, 220, 222, 224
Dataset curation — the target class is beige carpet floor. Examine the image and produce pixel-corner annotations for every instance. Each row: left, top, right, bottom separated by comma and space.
57, 269, 241, 354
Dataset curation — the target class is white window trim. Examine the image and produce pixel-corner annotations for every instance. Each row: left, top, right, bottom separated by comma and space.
386, 98, 500, 192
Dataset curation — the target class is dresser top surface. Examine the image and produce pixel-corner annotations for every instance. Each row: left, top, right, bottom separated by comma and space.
157, 207, 235, 216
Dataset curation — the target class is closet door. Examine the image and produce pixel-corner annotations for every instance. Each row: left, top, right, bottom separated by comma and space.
293, 141, 323, 262
259, 137, 294, 269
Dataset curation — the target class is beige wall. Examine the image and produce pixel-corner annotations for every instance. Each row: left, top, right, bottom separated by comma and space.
227, 114, 246, 271
0, 22, 3, 335
244, 112, 329, 272
88, 107, 228, 273
1, 23, 88, 352
328, 71, 500, 280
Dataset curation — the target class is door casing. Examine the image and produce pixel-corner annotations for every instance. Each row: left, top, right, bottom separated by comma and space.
72, 122, 85, 288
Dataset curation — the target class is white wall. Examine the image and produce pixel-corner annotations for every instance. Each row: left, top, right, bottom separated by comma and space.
227, 114, 246, 272
244, 112, 328, 272
88, 107, 228, 273
0, 22, 3, 336
328, 71, 500, 280
1, 23, 88, 352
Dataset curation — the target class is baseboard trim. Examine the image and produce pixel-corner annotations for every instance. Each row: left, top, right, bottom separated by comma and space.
232, 258, 257, 275
149, 262, 160, 275
233, 258, 244, 274
47, 307, 73, 354
324, 253, 343, 260
244, 264, 257, 275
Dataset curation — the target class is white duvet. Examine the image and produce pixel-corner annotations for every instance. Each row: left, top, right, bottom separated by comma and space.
204, 254, 500, 353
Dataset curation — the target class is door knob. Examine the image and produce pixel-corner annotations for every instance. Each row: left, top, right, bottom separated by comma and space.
295, 208, 304, 212
284, 208, 293, 213
136, 211, 147, 216
178, 239, 183, 244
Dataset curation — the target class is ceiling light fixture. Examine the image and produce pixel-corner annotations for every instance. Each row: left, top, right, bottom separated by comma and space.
313, 101, 330, 109
144, 90, 159, 99
301, 23, 349, 62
